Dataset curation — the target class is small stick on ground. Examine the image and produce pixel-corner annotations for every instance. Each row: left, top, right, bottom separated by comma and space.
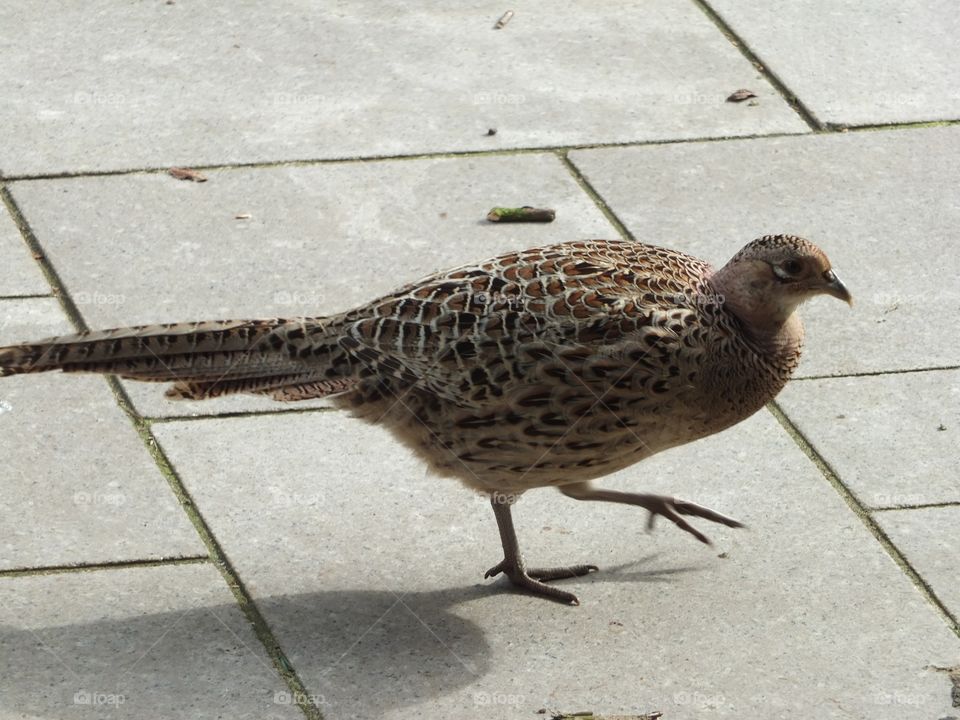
487, 206, 555, 223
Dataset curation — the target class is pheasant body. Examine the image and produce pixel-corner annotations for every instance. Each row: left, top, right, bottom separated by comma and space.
0, 234, 851, 604
336, 239, 802, 494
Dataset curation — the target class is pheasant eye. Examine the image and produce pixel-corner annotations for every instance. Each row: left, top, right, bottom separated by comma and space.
781, 259, 803, 275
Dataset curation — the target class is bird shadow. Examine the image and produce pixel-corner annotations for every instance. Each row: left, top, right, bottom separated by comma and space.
589, 553, 706, 583
0, 555, 701, 719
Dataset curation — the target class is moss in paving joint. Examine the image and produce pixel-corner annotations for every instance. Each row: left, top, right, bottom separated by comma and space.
557, 151, 636, 243
106, 377, 325, 720
0, 556, 209, 579
767, 401, 960, 638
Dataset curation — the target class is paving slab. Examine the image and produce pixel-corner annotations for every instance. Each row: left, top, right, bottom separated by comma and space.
151, 408, 960, 718
0, 203, 48, 297
569, 126, 960, 378
778, 370, 960, 509
0, 298, 204, 569
9, 153, 617, 417
710, 0, 960, 126
0, 1, 805, 177
0, 563, 302, 720
876, 506, 960, 621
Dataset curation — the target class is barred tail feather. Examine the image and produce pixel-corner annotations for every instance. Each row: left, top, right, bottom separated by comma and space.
0, 317, 356, 401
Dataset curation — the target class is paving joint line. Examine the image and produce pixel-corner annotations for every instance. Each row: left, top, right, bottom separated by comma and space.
0, 293, 53, 300
792, 364, 960, 381
690, 0, 822, 131
107, 378, 325, 720
767, 401, 960, 638
828, 118, 960, 132
4, 119, 959, 184
146, 404, 338, 424
0, 556, 210, 579
871, 501, 960, 513
3, 183, 325, 720
557, 151, 635, 242
1, 133, 807, 182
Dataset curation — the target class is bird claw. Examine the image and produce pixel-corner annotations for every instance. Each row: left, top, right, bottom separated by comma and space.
643, 495, 745, 545
484, 558, 598, 605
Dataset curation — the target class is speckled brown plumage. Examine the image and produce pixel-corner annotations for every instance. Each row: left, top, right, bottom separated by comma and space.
0, 234, 851, 604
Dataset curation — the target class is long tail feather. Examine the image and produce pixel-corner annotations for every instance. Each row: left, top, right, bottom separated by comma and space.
0, 317, 355, 400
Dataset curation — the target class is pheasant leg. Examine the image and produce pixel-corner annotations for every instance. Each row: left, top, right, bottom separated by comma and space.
560, 483, 744, 545
484, 495, 597, 605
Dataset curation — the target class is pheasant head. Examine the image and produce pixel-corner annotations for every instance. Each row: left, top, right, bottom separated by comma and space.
711, 234, 852, 334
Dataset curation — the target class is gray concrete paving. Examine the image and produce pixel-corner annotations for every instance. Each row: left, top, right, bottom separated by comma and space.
0, 563, 303, 720
1, 3, 958, 720
778, 370, 960, 508
0, 1, 805, 177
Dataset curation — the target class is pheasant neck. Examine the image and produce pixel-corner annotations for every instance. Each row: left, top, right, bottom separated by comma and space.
708, 264, 805, 364
752, 312, 804, 362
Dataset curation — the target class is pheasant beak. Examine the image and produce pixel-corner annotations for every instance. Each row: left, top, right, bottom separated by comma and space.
821, 269, 853, 306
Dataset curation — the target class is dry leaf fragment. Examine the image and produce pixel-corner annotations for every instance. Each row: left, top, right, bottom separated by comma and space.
726, 88, 757, 103
168, 167, 208, 182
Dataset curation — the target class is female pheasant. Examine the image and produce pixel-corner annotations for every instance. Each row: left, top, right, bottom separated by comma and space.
0, 234, 850, 604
